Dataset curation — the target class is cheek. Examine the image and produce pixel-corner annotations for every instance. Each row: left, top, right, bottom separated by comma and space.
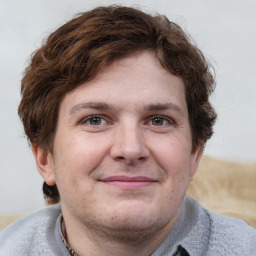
54, 132, 110, 178
157, 138, 192, 206
151, 134, 192, 176
52, 134, 110, 204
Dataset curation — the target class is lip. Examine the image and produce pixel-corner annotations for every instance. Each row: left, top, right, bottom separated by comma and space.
100, 176, 157, 189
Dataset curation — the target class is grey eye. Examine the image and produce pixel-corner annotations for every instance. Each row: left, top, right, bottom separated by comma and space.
151, 117, 165, 126
87, 116, 105, 125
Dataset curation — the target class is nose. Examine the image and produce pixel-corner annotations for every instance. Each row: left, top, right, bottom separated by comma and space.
110, 122, 149, 165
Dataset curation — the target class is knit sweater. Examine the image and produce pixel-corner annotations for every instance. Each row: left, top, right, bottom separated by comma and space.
1, 196, 255, 255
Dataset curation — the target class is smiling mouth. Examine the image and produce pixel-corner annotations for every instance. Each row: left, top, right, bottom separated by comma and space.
100, 176, 157, 189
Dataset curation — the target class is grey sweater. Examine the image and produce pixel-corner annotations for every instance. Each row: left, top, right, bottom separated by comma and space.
1, 196, 256, 255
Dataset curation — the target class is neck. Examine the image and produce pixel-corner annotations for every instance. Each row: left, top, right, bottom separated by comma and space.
63, 214, 177, 256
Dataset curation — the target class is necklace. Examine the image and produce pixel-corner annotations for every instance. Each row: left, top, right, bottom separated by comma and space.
59, 216, 79, 256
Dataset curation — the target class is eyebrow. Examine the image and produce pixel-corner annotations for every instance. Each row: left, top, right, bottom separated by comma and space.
70, 102, 185, 117
70, 102, 113, 115
144, 103, 185, 117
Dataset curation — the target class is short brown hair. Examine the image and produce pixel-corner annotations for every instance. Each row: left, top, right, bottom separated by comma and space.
18, 5, 216, 203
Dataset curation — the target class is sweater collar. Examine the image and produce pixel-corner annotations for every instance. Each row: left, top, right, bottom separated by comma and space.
55, 196, 209, 256
152, 196, 211, 256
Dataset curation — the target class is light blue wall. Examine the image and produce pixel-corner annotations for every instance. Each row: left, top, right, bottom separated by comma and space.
0, 0, 255, 214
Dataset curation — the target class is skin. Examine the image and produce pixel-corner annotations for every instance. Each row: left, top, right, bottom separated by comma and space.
33, 51, 203, 256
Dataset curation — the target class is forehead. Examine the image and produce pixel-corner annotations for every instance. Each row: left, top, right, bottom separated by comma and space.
59, 51, 187, 115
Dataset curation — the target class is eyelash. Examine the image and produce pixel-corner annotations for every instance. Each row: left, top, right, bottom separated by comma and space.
79, 114, 174, 127
146, 115, 175, 127
80, 115, 109, 126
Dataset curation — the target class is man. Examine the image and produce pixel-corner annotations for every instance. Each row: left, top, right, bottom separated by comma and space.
0, 5, 255, 256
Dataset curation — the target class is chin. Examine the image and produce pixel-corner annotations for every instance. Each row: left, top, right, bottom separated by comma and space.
75, 199, 175, 243
108, 202, 169, 230
101, 212, 170, 243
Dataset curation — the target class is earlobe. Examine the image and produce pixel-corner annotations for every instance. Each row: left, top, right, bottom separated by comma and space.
32, 144, 56, 186
189, 142, 204, 180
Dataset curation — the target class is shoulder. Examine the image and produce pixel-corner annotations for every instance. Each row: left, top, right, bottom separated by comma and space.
206, 209, 256, 255
0, 204, 62, 256
183, 196, 256, 255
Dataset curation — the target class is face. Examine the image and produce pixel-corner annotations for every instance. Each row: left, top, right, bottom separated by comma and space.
34, 51, 202, 242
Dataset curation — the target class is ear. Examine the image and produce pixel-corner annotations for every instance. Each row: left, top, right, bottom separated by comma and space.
189, 142, 204, 180
32, 144, 56, 186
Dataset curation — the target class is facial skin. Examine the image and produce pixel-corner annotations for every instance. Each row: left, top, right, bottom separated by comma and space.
33, 51, 203, 256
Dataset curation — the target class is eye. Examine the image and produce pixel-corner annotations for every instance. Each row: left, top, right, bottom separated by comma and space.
149, 116, 170, 126
151, 117, 166, 126
82, 115, 107, 126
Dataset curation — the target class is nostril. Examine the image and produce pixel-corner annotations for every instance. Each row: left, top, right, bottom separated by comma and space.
115, 156, 146, 165
111, 142, 149, 164
116, 156, 125, 161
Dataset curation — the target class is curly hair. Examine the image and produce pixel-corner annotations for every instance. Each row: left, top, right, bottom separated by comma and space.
18, 5, 216, 204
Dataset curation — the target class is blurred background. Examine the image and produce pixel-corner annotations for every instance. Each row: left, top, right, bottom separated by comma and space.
0, 0, 255, 214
